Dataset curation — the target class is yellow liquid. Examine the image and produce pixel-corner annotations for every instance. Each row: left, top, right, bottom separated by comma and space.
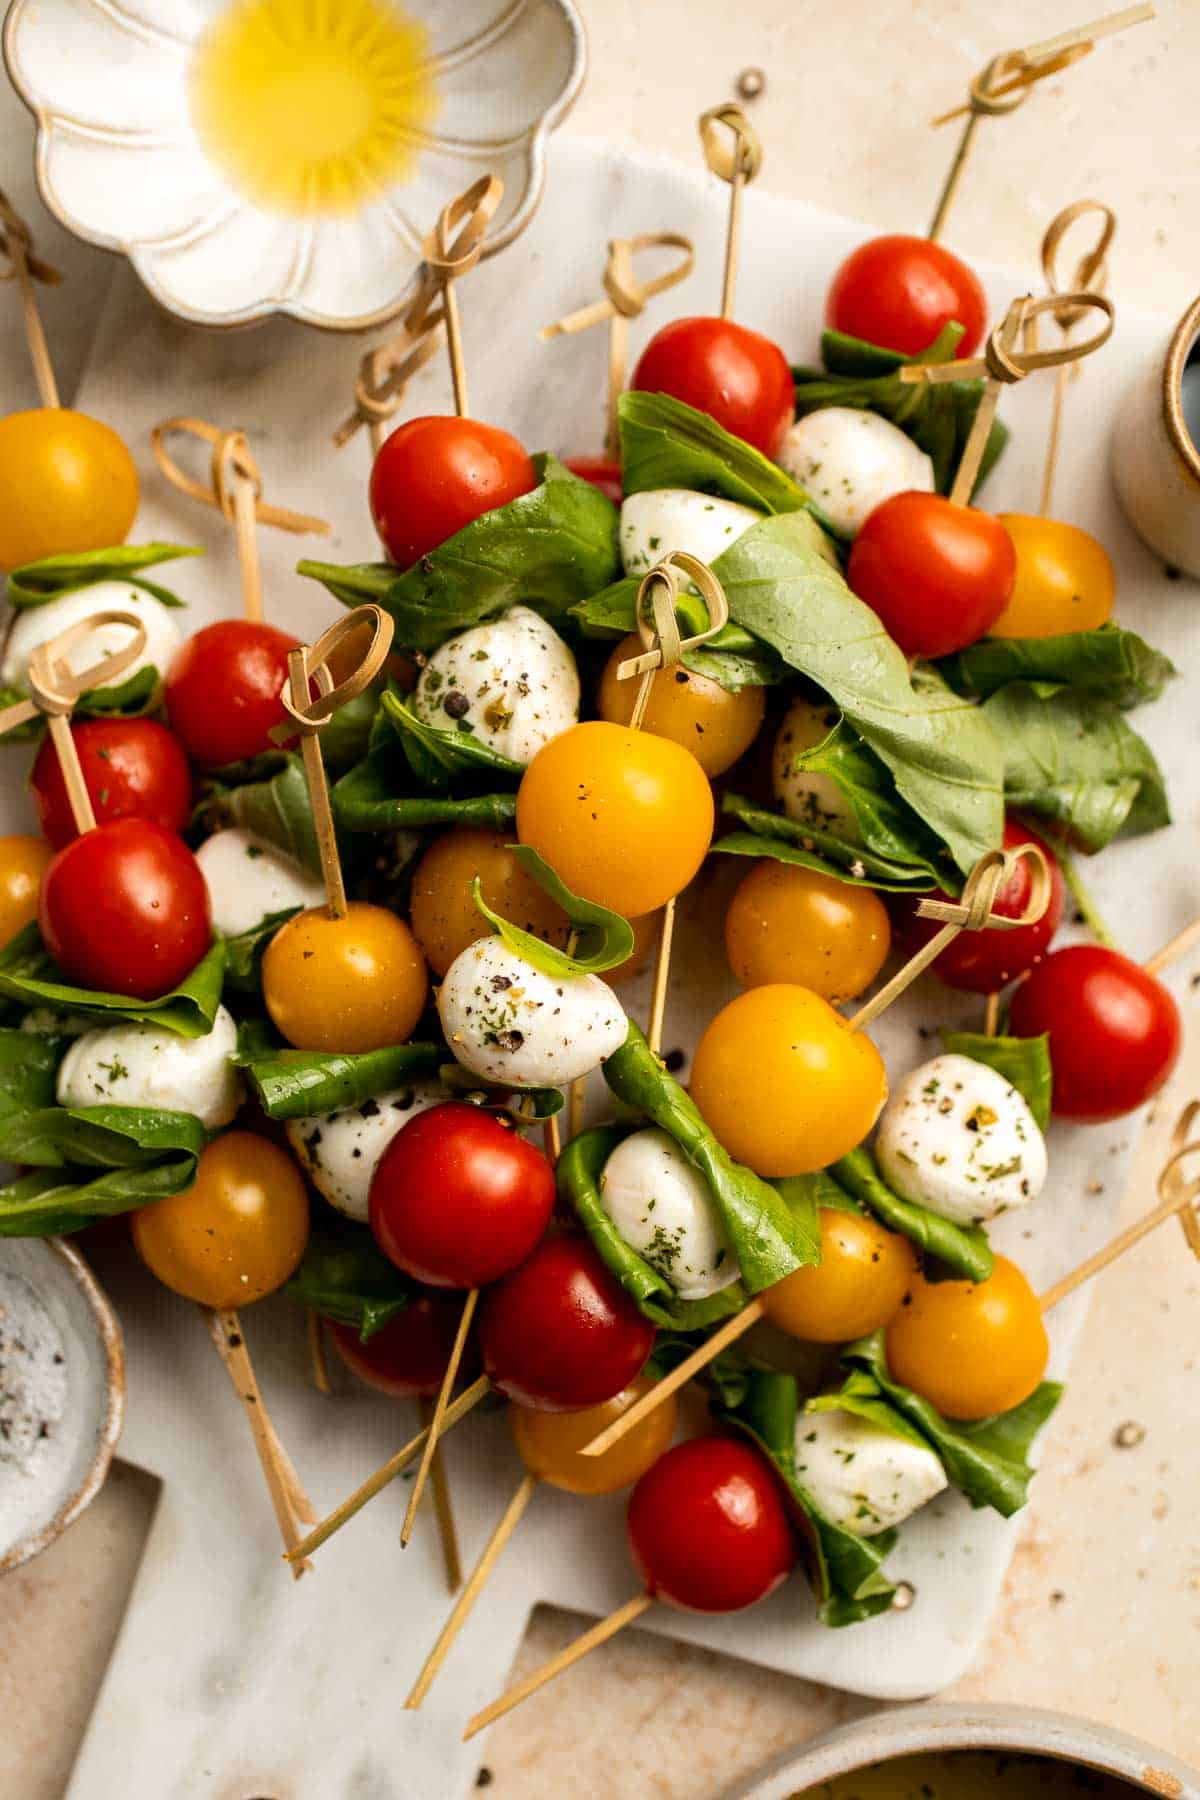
797, 1749, 1141, 1800
190, 0, 439, 215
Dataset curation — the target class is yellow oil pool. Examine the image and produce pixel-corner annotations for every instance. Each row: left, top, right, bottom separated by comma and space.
797, 1749, 1143, 1799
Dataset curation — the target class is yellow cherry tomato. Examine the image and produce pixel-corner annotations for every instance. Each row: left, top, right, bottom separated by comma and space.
409, 828, 568, 978
597, 634, 766, 778
761, 1206, 916, 1343
508, 1376, 678, 1495
724, 860, 890, 1003
606, 910, 659, 987
689, 984, 886, 1176
262, 901, 427, 1051
0, 834, 53, 948
992, 514, 1115, 638
885, 1254, 1048, 1421
516, 720, 714, 917
0, 409, 139, 572
132, 1131, 309, 1308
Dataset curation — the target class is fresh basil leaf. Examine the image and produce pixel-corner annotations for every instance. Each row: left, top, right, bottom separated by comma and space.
940, 623, 1176, 711
193, 755, 322, 874
332, 750, 517, 834
378, 688, 524, 790
0, 928, 226, 1040
981, 682, 1170, 853
618, 390, 808, 515
298, 455, 618, 654
318, 683, 382, 771
285, 1217, 415, 1340
77, 665, 161, 717
433, 1063, 565, 1117
220, 910, 301, 994
0, 1100, 207, 1169
236, 1038, 443, 1121
830, 1147, 994, 1283
0, 1028, 64, 1113
716, 512, 1005, 875
788, 717, 948, 884
842, 1332, 1062, 1517
805, 1369, 932, 1449
472, 844, 632, 978
716, 796, 938, 892
4, 543, 200, 608
0, 1151, 199, 1237
644, 1329, 752, 1408
942, 1031, 1053, 1131
570, 576, 788, 692
602, 1022, 819, 1293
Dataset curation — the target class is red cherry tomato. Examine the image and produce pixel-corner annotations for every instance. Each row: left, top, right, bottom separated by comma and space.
369, 1102, 555, 1289
892, 818, 1065, 993
627, 1437, 795, 1613
1008, 944, 1181, 1121
631, 317, 795, 459
30, 717, 193, 850
369, 415, 538, 569
165, 620, 300, 770
478, 1234, 655, 1412
826, 234, 987, 359
39, 819, 211, 998
848, 491, 1016, 658
564, 455, 623, 505
329, 1292, 472, 1400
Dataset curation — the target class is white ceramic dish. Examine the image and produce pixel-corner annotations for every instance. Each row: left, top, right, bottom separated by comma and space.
3, 0, 585, 330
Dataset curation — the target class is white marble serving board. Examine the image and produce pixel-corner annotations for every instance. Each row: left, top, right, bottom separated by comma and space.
6, 136, 1192, 1797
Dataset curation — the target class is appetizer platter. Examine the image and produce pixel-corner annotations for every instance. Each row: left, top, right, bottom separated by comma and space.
1, 40, 1198, 1798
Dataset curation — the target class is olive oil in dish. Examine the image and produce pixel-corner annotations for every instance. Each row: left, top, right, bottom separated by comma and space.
797, 1750, 1143, 1799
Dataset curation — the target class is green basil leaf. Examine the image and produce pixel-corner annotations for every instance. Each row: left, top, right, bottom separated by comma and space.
940, 623, 1176, 711
4, 543, 201, 608
437, 1063, 566, 1117
788, 717, 948, 883
298, 455, 618, 654
602, 1022, 819, 1293
716, 795, 938, 892
0, 1027, 64, 1113
331, 750, 517, 834
569, 576, 788, 691
0, 928, 226, 1040
236, 1038, 443, 1120
618, 390, 808, 515
471, 844, 633, 977
193, 755, 322, 873
76, 665, 161, 718
220, 910, 301, 994
285, 1217, 415, 1340
378, 689, 524, 790
0, 1152, 200, 1237
942, 1031, 1053, 1132
804, 1369, 932, 1448
830, 1146, 994, 1283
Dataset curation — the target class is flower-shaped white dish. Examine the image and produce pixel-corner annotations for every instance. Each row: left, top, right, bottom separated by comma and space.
4, 0, 585, 330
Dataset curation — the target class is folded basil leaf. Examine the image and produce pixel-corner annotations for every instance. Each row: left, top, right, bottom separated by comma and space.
0, 1096, 207, 1170
716, 795, 937, 892
602, 1022, 819, 1293
332, 749, 517, 834
805, 1368, 932, 1448
472, 844, 632, 977
0, 927, 225, 1040
570, 577, 789, 692
939, 623, 1176, 711
432, 1063, 565, 1118
78, 665, 161, 718
841, 1332, 1062, 1517
236, 1038, 443, 1120
193, 754, 322, 874
4, 542, 201, 608
830, 1146, 993, 1283
981, 682, 1170, 853
618, 390, 808, 516
0, 1027, 63, 1113
221, 910, 301, 994
788, 717, 948, 884
0, 1151, 199, 1237
942, 1030, 1053, 1131
285, 1218, 415, 1340
378, 688, 524, 790
299, 454, 618, 654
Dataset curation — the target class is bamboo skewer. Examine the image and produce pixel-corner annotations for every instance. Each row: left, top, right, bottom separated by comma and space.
206, 1308, 317, 1577
418, 1396, 463, 1593
0, 187, 62, 407
464, 1593, 654, 1740
400, 1287, 478, 1548
1037, 201, 1116, 516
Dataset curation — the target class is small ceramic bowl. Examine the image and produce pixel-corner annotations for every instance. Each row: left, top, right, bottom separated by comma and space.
0, 1235, 124, 1573
1112, 292, 1200, 576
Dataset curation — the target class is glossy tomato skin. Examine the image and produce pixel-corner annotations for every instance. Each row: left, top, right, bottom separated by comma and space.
885, 1255, 1048, 1421
370, 415, 538, 568
892, 818, 1065, 994
165, 620, 300, 770
0, 409, 139, 572
564, 455, 623, 505
631, 317, 795, 459
479, 1234, 655, 1411
826, 234, 987, 359
848, 492, 1015, 658
370, 1102, 555, 1289
329, 1292, 471, 1399
1008, 945, 1181, 1120
31, 718, 193, 849
39, 819, 211, 998
0, 834, 53, 948
627, 1437, 795, 1613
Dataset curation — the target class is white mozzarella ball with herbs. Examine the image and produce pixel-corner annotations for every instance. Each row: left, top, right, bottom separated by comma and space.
413, 605, 579, 765
1, 581, 182, 697
875, 1053, 1047, 1228
196, 828, 327, 939
772, 697, 859, 839
599, 1127, 740, 1301
55, 1004, 242, 1131
778, 408, 935, 537
794, 1407, 948, 1537
286, 1081, 455, 1222
619, 489, 762, 578
438, 935, 627, 1089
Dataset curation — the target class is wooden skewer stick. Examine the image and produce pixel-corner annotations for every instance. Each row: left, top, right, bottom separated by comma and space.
1143, 915, 1200, 978
1037, 201, 1116, 516
418, 1396, 463, 1593
400, 1288, 478, 1547
464, 1592, 654, 1740
697, 104, 762, 323
206, 1307, 317, 1576
306, 1309, 332, 1396
0, 187, 62, 408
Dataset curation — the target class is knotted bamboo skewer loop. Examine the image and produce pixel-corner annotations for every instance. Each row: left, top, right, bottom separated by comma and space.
425, 173, 504, 419
1037, 201, 1116, 513
0, 187, 61, 407
698, 103, 762, 320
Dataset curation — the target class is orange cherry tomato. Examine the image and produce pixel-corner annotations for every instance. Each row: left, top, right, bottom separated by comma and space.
0, 834, 53, 948
262, 902, 427, 1051
724, 860, 890, 1003
516, 720, 714, 917
0, 409, 139, 571
597, 634, 766, 778
761, 1206, 916, 1343
132, 1132, 309, 1309
689, 984, 886, 1176
992, 514, 1115, 638
508, 1375, 678, 1495
885, 1254, 1049, 1421
409, 828, 568, 978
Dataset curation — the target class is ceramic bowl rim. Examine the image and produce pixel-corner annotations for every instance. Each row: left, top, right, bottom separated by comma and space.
1162, 292, 1200, 489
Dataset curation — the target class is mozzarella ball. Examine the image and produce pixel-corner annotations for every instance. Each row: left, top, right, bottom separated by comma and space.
772, 697, 859, 839
55, 1004, 242, 1130
2, 581, 182, 698
196, 829, 327, 939
619, 489, 762, 579
413, 605, 579, 766
438, 935, 627, 1089
286, 1080, 455, 1222
875, 1053, 1048, 1228
794, 1407, 948, 1536
599, 1127, 740, 1301
779, 409, 935, 538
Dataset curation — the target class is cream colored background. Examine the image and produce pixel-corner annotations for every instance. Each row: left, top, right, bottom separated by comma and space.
2, 1, 1199, 1794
